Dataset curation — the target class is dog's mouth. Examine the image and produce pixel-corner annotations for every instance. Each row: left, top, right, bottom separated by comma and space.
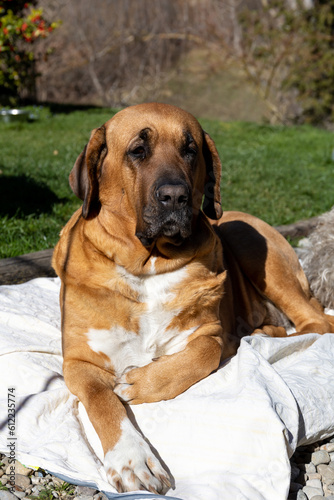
136, 207, 193, 248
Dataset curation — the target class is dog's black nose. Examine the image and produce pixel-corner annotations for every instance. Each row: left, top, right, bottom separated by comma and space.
156, 183, 189, 210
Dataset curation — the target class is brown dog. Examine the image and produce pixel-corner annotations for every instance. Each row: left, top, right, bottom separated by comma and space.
52, 103, 334, 494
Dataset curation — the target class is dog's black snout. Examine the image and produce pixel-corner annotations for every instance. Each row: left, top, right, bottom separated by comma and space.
156, 183, 189, 210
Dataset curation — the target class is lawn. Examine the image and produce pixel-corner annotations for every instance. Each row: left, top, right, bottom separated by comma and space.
0, 106, 334, 258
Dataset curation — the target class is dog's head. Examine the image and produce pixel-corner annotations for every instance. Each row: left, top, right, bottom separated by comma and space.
69, 103, 222, 247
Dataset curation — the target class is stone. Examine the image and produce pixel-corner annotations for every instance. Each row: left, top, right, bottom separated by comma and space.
0, 492, 17, 500
311, 450, 331, 466
51, 478, 64, 487
12, 492, 26, 499
31, 486, 43, 494
5, 462, 32, 478
14, 475, 31, 490
0, 471, 4, 478
307, 473, 322, 480
317, 463, 334, 484
30, 478, 40, 485
306, 478, 323, 490
93, 493, 108, 500
75, 486, 98, 496
73, 497, 94, 500
1, 458, 10, 469
296, 491, 308, 500
302, 485, 323, 499
306, 463, 317, 474
309, 497, 324, 500
320, 443, 334, 453
1, 476, 9, 485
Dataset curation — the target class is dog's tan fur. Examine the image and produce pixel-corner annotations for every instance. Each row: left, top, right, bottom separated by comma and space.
53, 103, 334, 494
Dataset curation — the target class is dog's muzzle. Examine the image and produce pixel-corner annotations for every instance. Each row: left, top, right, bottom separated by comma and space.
136, 181, 193, 247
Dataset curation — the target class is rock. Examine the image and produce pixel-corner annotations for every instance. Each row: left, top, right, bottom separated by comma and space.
14, 475, 31, 490
1, 458, 10, 469
317, 463, 334, 483
0, 470, 4, 478
30, 477, 41, 485
309, 497, 324, 500
31, 486, 43, 494
302, 485, 323, 499
320, 443, 334, 453
93, 494, 108, 500
5, 462, 32, 477
1, 476, 9, 485
306, 463, 317, 474
51, 478, 64, 487
311, 450, 331, 466
0, 493, 17, 500
296, 491, 308, 500
305, 478, 323, 490
307, 473, 322, 480
74, 486, 98, 496
12, 492, 26, 499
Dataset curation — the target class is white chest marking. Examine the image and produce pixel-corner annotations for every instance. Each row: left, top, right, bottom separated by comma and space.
87, 265, 198, 376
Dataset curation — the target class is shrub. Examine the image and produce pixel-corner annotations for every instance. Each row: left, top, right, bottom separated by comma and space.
239, 0, 334, 125
0, 0, 59, 105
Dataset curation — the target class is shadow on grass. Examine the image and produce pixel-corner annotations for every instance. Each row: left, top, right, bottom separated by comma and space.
0, 174, 67, 217
40, 101, 119, 115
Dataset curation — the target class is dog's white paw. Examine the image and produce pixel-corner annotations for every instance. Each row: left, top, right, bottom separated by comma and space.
104, 417, 171, 493
114, 365, 138, 403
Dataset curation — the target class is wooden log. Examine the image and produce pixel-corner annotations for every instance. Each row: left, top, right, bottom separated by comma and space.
0, 248, 56, 285
274, 216, 320, 240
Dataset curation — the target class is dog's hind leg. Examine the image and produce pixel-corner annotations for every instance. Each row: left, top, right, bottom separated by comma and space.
217, 211, 334, 337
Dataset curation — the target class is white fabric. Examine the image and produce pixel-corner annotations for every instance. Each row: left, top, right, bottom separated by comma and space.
0, 277, 334, 500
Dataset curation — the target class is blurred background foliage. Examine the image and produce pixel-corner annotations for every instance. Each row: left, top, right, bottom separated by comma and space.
2, 0, 334, 125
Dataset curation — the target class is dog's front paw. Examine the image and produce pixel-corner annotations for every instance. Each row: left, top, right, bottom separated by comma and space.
104, 417, 171, 493
114, 365, 145, 404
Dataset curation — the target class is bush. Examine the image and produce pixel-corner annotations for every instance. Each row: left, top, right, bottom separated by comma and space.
239, 0, 334, 125
0, 0, 59, 106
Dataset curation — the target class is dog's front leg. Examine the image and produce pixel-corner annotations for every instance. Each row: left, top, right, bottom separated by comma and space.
63, 359, 171, 493
114, 331, 222, 404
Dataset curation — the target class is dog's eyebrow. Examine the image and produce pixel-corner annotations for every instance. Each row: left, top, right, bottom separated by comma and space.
183, 130, 196, 145
138, 128, 151, 141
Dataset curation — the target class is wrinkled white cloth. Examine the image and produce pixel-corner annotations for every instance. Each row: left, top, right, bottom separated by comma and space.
0, 277, 334, 500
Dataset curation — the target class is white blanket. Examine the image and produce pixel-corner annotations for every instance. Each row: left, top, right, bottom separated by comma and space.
0, 277, 334, 500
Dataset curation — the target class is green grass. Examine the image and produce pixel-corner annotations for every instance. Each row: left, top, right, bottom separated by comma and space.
1, 106, 334, 258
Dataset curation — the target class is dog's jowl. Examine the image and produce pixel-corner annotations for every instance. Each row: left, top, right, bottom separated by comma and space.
53, 103, 334, 493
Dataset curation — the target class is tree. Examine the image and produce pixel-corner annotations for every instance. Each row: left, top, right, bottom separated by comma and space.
238, 0, 334, 124
0, 0, 59, 105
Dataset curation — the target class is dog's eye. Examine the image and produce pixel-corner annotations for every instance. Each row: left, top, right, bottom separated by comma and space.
184, 146, 197, 160
130, 146, 146, 159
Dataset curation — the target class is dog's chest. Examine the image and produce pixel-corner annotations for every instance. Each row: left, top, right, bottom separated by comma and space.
86, 264, 197, 376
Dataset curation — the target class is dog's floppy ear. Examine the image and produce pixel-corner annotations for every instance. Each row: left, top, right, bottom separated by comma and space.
69, 125, 107, 219
202, 131, 223, 220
